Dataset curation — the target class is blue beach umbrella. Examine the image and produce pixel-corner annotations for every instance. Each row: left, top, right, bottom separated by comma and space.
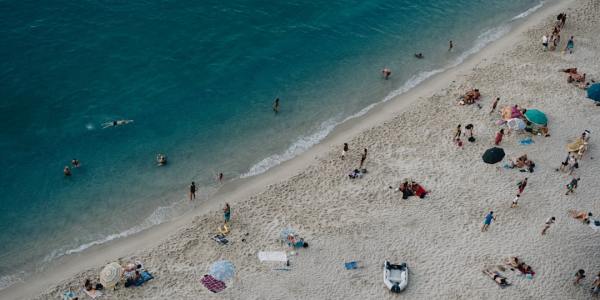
524, 109, 547, 126
209, 260, 235, 282
588, 83, 600, 102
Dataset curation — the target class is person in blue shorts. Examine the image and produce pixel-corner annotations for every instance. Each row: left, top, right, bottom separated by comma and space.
481, 211, 496, 232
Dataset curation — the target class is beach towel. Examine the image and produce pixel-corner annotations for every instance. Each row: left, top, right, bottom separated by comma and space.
258, 251, 287, 262
345, 261, 359, 270
519, 138, 534, 145
135, 271, 154, 287
201, 274, 226, 293
212, 234, 229, 245
82, 289, 103, 299
63, 291, 77, 300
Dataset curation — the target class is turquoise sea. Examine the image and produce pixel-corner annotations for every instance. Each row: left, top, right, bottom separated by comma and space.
0, 0, 544, 288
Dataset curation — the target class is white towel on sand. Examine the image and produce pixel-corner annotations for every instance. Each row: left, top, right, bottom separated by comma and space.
258, 251, 287, 262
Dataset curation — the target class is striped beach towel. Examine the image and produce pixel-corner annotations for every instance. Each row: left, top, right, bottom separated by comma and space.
201, 274, 226, 293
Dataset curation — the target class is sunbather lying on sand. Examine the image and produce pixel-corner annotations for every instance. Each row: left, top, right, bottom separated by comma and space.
483, 269, 510, 286
568, 210, 593, 223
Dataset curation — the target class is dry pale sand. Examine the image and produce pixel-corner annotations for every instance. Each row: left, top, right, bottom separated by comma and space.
7, 0, 600, 299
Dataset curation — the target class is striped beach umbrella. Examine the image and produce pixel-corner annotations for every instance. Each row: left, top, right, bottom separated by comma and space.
100, 262, 123, 289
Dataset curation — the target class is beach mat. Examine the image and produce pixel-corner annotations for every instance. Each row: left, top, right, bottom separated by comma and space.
82, 289, 103, 299
201, 274, 226, 293
258, 251, 287, 262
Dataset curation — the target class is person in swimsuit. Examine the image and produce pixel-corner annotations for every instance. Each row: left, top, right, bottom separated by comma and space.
223, 203, 231, 223
575, 269, 586, 285
64, 166, 72, 176
359, 148, 367, 168
382, 68, 391, 80
489, 97, 500, 114
189, 182, 196, 201
101, 119, 133, 129
218, 173, 224, 183
71, 159, 80, 168
518, 177, 528, 195
273, 98, 280, 113
541, 216, 555, 235
448, 40, 453, 51
341, 143, 349, 160
414, 53, 424, 59
565, 178, 580, 195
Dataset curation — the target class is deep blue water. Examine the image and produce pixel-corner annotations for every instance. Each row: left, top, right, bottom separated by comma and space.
0, 0, 541, 288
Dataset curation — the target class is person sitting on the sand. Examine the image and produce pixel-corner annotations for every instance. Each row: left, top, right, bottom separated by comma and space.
459, 89, 481, 105
287, 234, 309, 248
506, 257, 520, 268
518, 263, 535, 276
412, 183, 428, 198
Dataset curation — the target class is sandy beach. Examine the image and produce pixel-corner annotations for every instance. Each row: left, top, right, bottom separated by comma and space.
3, 0, 600, 299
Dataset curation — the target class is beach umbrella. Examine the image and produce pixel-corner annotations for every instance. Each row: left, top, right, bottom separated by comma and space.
100, 262, 123, 289
524, 109, 547, 126
507, 118, 526, 131
209, 260, 235, 282
588, 83, 600, 102
482, 147, 505, 164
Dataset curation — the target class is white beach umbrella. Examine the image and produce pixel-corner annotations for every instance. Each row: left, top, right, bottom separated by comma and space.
507, 118, 526, 131
100, 262, 123, 289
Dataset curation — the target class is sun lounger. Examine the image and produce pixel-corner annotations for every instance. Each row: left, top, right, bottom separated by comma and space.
258, 251, 287, 262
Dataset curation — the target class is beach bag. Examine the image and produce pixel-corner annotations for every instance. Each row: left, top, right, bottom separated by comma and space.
468, 136, 475, 142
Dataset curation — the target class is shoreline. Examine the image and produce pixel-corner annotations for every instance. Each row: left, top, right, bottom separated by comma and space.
0, 0, 583, 298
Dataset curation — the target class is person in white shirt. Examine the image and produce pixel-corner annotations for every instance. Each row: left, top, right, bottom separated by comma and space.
542, 34, 549, 51
541, 216, 555, 235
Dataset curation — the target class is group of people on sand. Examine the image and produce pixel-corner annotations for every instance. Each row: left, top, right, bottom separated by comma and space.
542, 12, 570, 52
458, 88, 481, 106
343, 145, 369, 179
391, 179, 428, 200
561, 68, 595, 90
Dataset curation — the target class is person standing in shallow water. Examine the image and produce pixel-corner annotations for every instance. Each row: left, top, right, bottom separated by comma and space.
448, 40, 453, 51
382, 68, 391, 80
64, 166, 71, 176
189, 182, 196, 201
273, 98, 280, 114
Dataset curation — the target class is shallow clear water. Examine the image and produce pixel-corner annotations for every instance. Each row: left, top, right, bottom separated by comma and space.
0, 0, 541, 288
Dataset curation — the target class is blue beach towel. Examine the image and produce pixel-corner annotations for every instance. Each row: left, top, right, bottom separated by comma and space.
344, 261, 358, 270
519, 138, 534, 145
135, 271, 154, 286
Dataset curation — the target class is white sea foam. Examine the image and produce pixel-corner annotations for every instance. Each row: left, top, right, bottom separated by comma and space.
512, 1, 544, 21
42, 201, 181, 264
0, 271, 25, 290
240, 118, 339, 178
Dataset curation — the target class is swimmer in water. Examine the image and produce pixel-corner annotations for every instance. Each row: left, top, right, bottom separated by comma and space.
414, 53, 424, 59
102, 119, 133, 129
157, 153, 167, 166
382, 68, 391, 80
71, 159, 80, 168
64, 166, 72, 176
273, 98, 280, 114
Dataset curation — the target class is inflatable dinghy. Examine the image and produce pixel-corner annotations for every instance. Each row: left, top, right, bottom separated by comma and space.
383, 260, 408, 293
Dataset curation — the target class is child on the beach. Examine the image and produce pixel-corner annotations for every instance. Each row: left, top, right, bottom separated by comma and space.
566, 178, 580, 195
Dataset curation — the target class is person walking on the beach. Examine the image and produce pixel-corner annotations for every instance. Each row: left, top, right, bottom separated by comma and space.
382, 68, 391, 80
489, 97, 500, 114
541, 216, 555, 235
359, 148, 368, 168
64, 166, 71, 176
566, 177, 580, 195
481, 211, 496, 232
511, 194, 520, 208
273, 98, 280, 113
465, 124, 475, 142
341, 143, 349, 160
575, 269, 586, 285
448, 40, 453, 51
453, 124, 462, 141
218, 173, 224, 183
223, 203, 231, 224
189, 182, 196, 201
542, 34, 549, 51
494, 129, 504, 145
565, 36, 574, 54
517, 177, 528, 195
